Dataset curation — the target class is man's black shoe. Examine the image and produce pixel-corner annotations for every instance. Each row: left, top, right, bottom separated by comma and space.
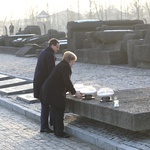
40, 128, 54, 133
55, 132, 70, 138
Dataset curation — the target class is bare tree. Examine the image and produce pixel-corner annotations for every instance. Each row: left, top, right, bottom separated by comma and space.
144, 1, 150, 22
26, 6, 38, 25
128, 0, 140, 19
93, 0, 101, 19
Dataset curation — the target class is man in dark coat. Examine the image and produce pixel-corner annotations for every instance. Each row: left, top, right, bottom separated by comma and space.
33, 38, 60, 133
40, 51, 82, 138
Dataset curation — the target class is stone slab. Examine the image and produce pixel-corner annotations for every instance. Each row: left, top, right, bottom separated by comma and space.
0, 78, 27, 88
0, 83, 33, 95
17, 93, 39, 104
66, 87, 150, 131
16, 45, 33, 57
0, 74, 10, 81
95, 30, 134, 43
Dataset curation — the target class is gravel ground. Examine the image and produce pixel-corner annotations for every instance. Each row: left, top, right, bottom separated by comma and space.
1, 54, 150, 150
0, 53, 150, 91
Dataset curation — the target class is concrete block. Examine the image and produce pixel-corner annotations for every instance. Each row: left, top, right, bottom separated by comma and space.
95, 30, 134, 43
127, 39, 143, 67
134, 45, 150, 62
76, 49, 126, 65
66, 87, 150, 131
17, 93, 39, 104
16, 44, 38, 57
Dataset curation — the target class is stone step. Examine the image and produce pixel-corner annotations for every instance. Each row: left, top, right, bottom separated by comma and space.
0, 74, 11, 81
0, 78, 27, 88
17, 93, 39, 104
0, 83, 33, 95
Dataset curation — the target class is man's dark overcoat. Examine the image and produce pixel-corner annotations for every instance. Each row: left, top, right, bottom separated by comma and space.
33, 47, 56, 98
40, 60, 76, 111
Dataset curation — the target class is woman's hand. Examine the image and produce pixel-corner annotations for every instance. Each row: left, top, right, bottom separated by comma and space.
75, 91, 82, 99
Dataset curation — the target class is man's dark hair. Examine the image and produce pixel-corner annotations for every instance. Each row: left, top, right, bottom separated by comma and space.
48, 38, 59, 46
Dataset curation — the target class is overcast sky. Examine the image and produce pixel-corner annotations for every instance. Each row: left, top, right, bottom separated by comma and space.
0, 0, 145, 21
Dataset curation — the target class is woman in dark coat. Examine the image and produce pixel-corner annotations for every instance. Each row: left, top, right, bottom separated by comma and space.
40, 51, 81, 138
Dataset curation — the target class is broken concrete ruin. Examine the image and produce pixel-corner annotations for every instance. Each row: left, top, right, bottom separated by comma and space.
67, 19, 150, 68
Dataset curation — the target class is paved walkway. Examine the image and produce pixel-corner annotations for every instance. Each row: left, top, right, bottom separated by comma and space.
0, 105, 100, 150
1, 54, 150, 149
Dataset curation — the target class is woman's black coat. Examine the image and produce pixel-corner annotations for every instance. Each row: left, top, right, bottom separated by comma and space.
40, 60, 76, 111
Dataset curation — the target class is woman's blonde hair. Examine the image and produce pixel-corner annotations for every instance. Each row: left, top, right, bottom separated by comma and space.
62, 51, 77, 63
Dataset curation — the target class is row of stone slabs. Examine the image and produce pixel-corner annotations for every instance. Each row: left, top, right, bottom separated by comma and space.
0, 74, 39, 104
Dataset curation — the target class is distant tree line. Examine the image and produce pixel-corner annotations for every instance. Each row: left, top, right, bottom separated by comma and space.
2, 0, 150, 35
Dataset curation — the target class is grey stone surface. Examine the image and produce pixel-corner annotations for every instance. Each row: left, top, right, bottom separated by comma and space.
0, 46, 19, 54
76, 49, 125, 65
0, 74, 10, 80
66, 90, 150, 131
126, 29, 150, 68
134, 24, 150, 30
0, 78, 27, 88
2, 96, 150, 150
122, 33, 143, 54
73, 32, 86, 50
17, 93, 39, 104
101, 25, 134, 31
0, 83, 33, 95
67, 19, 145, 66
95, 30, 134, 43
127, 39, 143, 67
16, 44, 38, 57
134, 45, 150, 68
1, 72, 150, 131
0, 103, 100, 150
1, 54, 150, 149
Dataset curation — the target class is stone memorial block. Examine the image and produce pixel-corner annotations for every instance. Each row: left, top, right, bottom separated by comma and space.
143, 30, 150, 44
122, 33, 142, 54
17, 93, 39, 104
101, 25, 134, 31
72, 32, 86, 50
134, 24, 150, 30
95, 30, 134, 43
134, 45, 150, 68
0, 78, 27, 88
16, 45, 33, 57
66, 87, 150, 131
127, 39, 144, 67
0, 83, 33, 95
68, 20, 144, 65
67, 19, 144, 51
76, 48, 125, 65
